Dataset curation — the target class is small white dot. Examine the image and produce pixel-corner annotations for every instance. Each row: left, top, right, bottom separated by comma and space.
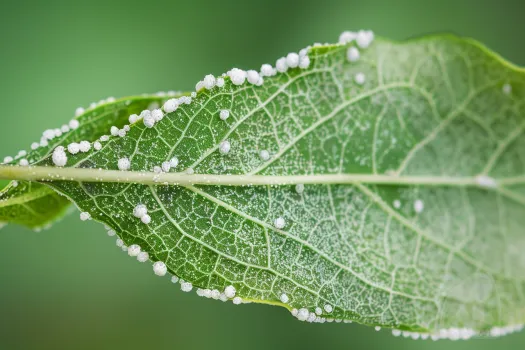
129, 114, 139, 124
219, 140, 231, 155
219, 109, 230, 120
171, 276, 179, 283
503, 83, 512, 95
137, 251, 149, 262
75, 107, 85, 117
375, 326, 381, 331
133, 204, 147, 218
141, 214, 151, 224
346, 47, 360, 62
315, 307, 323, 315
393, 200, 401, 209
259, 150, 270, 161
107, 229, 116, 237
414, 199, 424, 213
19, 159, 29, 166
181, 282, 193, 292
232, 297, 242, 305
355, 72, 365, 85
110, 126, 119, 136
295, 183, 304, 194
274, 217, 286, 229
128, 244, 141, 257
170, 157, 179, 168
93, 141, 102, 151
80, 212, 91, 221
161, 161, 171, 173
324, 304, 333, 313
153, 261, 167, 276
69, 119, 80, 130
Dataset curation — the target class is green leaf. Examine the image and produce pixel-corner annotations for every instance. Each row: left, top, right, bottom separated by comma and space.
1, 34, 525, 339
0, 95, 166, 229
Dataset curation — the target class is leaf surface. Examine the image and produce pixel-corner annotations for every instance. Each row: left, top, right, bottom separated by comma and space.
3, 35, 525, 337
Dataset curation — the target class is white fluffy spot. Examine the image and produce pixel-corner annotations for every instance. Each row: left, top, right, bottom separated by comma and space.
224, 285, 236, 298
141, 214, 151, 224
393, 199, 401, 209
153, 261, 167, 276
75, 107, 85, 117
216, 77, 225, 88
110, 126, 119, 136
476, 175, 497, 188
219, 109, 230, 120
151, 109, 164, 122
116, 239, 123, 247
128, 114, 139, 124
107, 229, 116, 237
163, 99, 179, 113
356, 30, 374, 48
118, 158, 131, 171
52, 146, 67, 167
260, 64, 274, 77
203, 74, 216, 89
31, 142, 39, 150
346, 47, 360, 62
93, 141, 102, 151
339, 31, 357, 44
79, 141, 91, 152
414, 199, 424, 213
295, 183, 304, 194
67, 143, 80, 154
80, 212, 91, 221
232, 297, 242, 305
133, 204, 147, 218
280, 293, 289, 303
161, 161, 171, 173
298, 55, 310, 69
137, 251, 149, 262
228, 68, 246, 86
286, 53, 299, 68
69, 119, 80, 130
181, 282, 193, 292
274, 217, 286, 229
503, 83, 512, 95
296, 308, 309, 321
315, 307, 322, 315
170, 157, 179, 168
19, 159, 29, 166
375, 326, 381, 331
324, 304, 333, 313
143, 114, 156, 128
246, 70, 260, 85
128, 244, 141, 257
3, 156, 13, 163
171, 276, 179, 283
276, 57, 288, 73
355, 72, 365, 85
259, 150, 270, 161
219, 140, 231, 155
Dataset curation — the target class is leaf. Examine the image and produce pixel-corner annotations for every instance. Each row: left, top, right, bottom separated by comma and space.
1, 34, 525, 338
0, 94, 167, 229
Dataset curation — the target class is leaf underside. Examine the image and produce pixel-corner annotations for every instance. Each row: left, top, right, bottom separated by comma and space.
4, 35, 525, 335
0, 95, 165, 229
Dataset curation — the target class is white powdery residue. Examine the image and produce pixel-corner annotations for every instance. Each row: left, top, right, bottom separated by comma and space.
93, 141, 102, 151
224, 285, 236, 298
355, 72, 365, 85
315, 307, 322, 315
67, 143, 80, 154
280, 293, 289, 303
3, 156, 13, 163
52, 146, 67, 167
476, 175, 497, 188
414, 199, 424, 213
107, 229, 116, 237
295, 183, 304, 194
298, 55, 310, 69
153, 261, 167, 276
79, 212, 91, 221
216, 77, 225, 88
151, 109, 164, 122
137, 251, 149, 262
163, 99, 179, 113
232, 297, 242, 305
30, 142, 39, 150
75, 107, 85, 117
219, 140, 231, 155
19, 159, 29, 166
346, 47, 360, 62
129, 114, 139, 124
228, 68, 246, 86
203, 74, 216, 89
274, 217, 286, 229
502, 83, 512, 95
219, 109, 230, 120
127, 244, 141, 257
393, 199, 401, 209
170, 157, 179, 168
171, 276, 179, 284
296, 308, 309, 321
259, 150, 270, 161
79, 141, 91, 152
118, 158, 131, 171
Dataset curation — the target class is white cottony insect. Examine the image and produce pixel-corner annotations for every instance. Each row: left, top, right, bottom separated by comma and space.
67, 143, 80, 154
52, 146, 67, 167
163, 99, 179, 113
224, 285, 236, 298
259, 150, 270, 161
324, 304, 333, 313
19, 159, 29, 166
393, 199, 401, 209
137, 251, 149, 262
69, 119, 80, 130
280, 293, 289, 303
355, 72, 365, 85
228, 68, 246, 86
75, 107, 85, 117
3, 156, 13, 163
118, 158, 131, 171
276, 57, 288, 73
296, 308, 309, 321
274, 217, 286, 229
133, 204, 147, 218
141, 214, 151, 224
216, 77, 225, 88
375, 326, 381, 331
339, 31, 357, 44
315, 307, 322, 315
79, 141, 91, 152
43, 129, 55, 140
161, 161, 171, 173
246, 70, 260, 85
219, 140, 231, 154
181, 282, 193, 292
219, 109, 230, 120
169, 157, 179, 168
346, 47, 360, 62
116, 239, 123, 247
260, 64, 274, 77
232, 297, 242, 305
110, 126, 119, 136
128, 244, 141, 257
79, 212, 91, 221
414, 199, 424, 213
129, 114, 139, 124
286, 53, 299, 68
298, 55, 310, 69
171, 276, 179, 284
203, 74, 216, 89
107, 229, 116, 237
143, 114, 156, 128
151, 109, 164, 122
93, 141, 102, 151
153, 261, 167, 276
356, 30, 374, 48
31, 142, 39, 150
295, 183, 304, 194
476, 175, 497, 188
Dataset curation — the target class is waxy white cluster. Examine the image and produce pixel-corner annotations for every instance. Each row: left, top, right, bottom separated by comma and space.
133, 204, 151, 224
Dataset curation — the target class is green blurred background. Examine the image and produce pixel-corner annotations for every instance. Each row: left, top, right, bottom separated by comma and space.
1, 0, 524, 349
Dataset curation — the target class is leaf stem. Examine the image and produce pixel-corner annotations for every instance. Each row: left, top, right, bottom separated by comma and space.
0, 165, 510, 188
